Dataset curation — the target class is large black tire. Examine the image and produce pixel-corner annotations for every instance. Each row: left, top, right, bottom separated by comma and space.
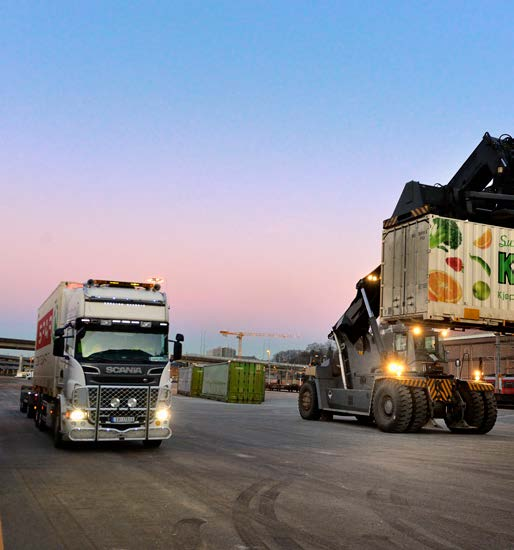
298, 381, 321, 420
27, 397, 36, 419
372, 380, 413, 433
476, 392, 497, 434
407, 387, 429, 432
53, 403, 64, 448
143, 439, 162, 448
35, 407, 46, 431
445, 389, 485, 433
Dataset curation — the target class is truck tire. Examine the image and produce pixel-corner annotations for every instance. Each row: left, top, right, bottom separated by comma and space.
20, 401, 27, 413
445, 389, 485, 433
407, 387, 429, 432
53, 404, 64, 448
143, 439, 162, 448
476, 392, 497, 434
35, 407, 46, 431
298, 381, 321, 420
27, 397, 36, 419
372, 380, 413, 433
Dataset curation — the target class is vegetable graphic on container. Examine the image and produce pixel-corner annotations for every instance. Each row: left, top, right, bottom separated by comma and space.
430, 218, 462, 252
428, 271, 463, 303
445, 257, 464, 272
469, 254, 491, 276
473, 229, 492, 249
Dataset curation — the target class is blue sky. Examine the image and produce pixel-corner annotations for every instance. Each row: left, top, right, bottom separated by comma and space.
1, 2, 513, 357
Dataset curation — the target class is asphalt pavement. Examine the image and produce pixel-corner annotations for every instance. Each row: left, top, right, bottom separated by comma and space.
1, 376, 514, 550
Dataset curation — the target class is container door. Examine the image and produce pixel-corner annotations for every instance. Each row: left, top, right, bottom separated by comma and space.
404, 219, 430, 315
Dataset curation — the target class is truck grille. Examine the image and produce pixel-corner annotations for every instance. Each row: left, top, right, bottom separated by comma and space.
73, 386, 161, 427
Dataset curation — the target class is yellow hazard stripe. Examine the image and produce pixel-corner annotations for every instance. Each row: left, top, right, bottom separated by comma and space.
386, 377, 454, 402
426, 379, 453, 402
467, 381, 494, 392
383, 216, 398, 228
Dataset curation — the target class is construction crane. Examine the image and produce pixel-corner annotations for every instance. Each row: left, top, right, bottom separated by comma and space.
219, 330, 296, 358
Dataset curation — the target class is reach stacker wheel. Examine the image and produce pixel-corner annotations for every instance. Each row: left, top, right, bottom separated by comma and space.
372, 380, 413, 433
298, 381, 321, 420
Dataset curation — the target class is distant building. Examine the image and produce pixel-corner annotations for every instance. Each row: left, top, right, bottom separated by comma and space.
442, 331, 514, 377
208, 346, 237, 358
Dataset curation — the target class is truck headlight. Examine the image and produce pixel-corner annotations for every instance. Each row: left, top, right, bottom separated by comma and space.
473, 370, 482, 381
155, 408, 170, 421
69, 409, 87, 421
386, 362, 404, 376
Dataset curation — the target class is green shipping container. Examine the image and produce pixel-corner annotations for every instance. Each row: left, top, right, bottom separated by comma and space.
201, 361, 265, 403
177, 366, 204, 397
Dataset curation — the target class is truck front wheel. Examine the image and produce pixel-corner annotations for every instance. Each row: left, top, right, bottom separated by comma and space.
298, 381, 321, 420
53, 404, 64, 448
372, 380, 413, 433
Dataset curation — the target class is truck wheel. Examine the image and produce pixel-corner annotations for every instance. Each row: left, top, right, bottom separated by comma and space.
143, 440, 162, 448
53, 404, 64, 448
476, 392, 497, 434
27, 398, 36, 419
20, 401, 27, 413
445, 389, 485, 433
298, 381, 321, 420
35, 407, 46, 431
372, 380, 413, 433
407, 388, 429, 432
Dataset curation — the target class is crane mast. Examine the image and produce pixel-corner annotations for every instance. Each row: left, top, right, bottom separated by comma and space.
219, 330, 295, 357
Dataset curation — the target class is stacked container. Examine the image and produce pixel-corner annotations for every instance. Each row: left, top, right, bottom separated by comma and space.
177, 366, 204, 397
201, 361, 265, 403
381, 214, 514, 330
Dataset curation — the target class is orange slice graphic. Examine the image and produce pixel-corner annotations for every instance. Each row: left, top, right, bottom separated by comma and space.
474, 229, 492, 249
428, 271, 462, 303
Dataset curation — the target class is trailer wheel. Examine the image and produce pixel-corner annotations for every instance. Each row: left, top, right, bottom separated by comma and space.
476, 392, 497, 434
143, 439, 162, 448
298, 381, 321, 420
372, 380, 413, 433
407, 388, 429, 432
445, 389, 485, 433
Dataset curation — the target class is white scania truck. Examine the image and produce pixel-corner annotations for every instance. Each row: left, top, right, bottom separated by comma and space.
22, 279, 183, 448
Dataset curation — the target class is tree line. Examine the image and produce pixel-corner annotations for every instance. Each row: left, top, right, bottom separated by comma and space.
272, 341, 335, 365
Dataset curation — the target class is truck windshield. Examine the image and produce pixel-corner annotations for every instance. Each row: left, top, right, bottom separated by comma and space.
75, 329, 168, 363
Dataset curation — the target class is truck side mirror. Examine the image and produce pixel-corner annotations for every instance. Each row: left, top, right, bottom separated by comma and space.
175, 333, 184, 342
54, 327, 65, 337
53, 336, 65, 357
172, 341, 183, 361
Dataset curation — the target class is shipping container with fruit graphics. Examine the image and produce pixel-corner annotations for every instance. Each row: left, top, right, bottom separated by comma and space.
299, 133, 514, 434
381, 214, 514, 331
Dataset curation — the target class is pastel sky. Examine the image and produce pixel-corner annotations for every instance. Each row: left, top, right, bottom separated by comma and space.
1, 2, 513, 358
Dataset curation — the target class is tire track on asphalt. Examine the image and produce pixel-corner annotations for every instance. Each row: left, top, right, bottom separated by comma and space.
364, 486, 512, 549
233, 479, 339, 550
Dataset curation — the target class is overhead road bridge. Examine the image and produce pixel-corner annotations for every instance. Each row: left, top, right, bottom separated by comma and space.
0, 338, 35, 351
